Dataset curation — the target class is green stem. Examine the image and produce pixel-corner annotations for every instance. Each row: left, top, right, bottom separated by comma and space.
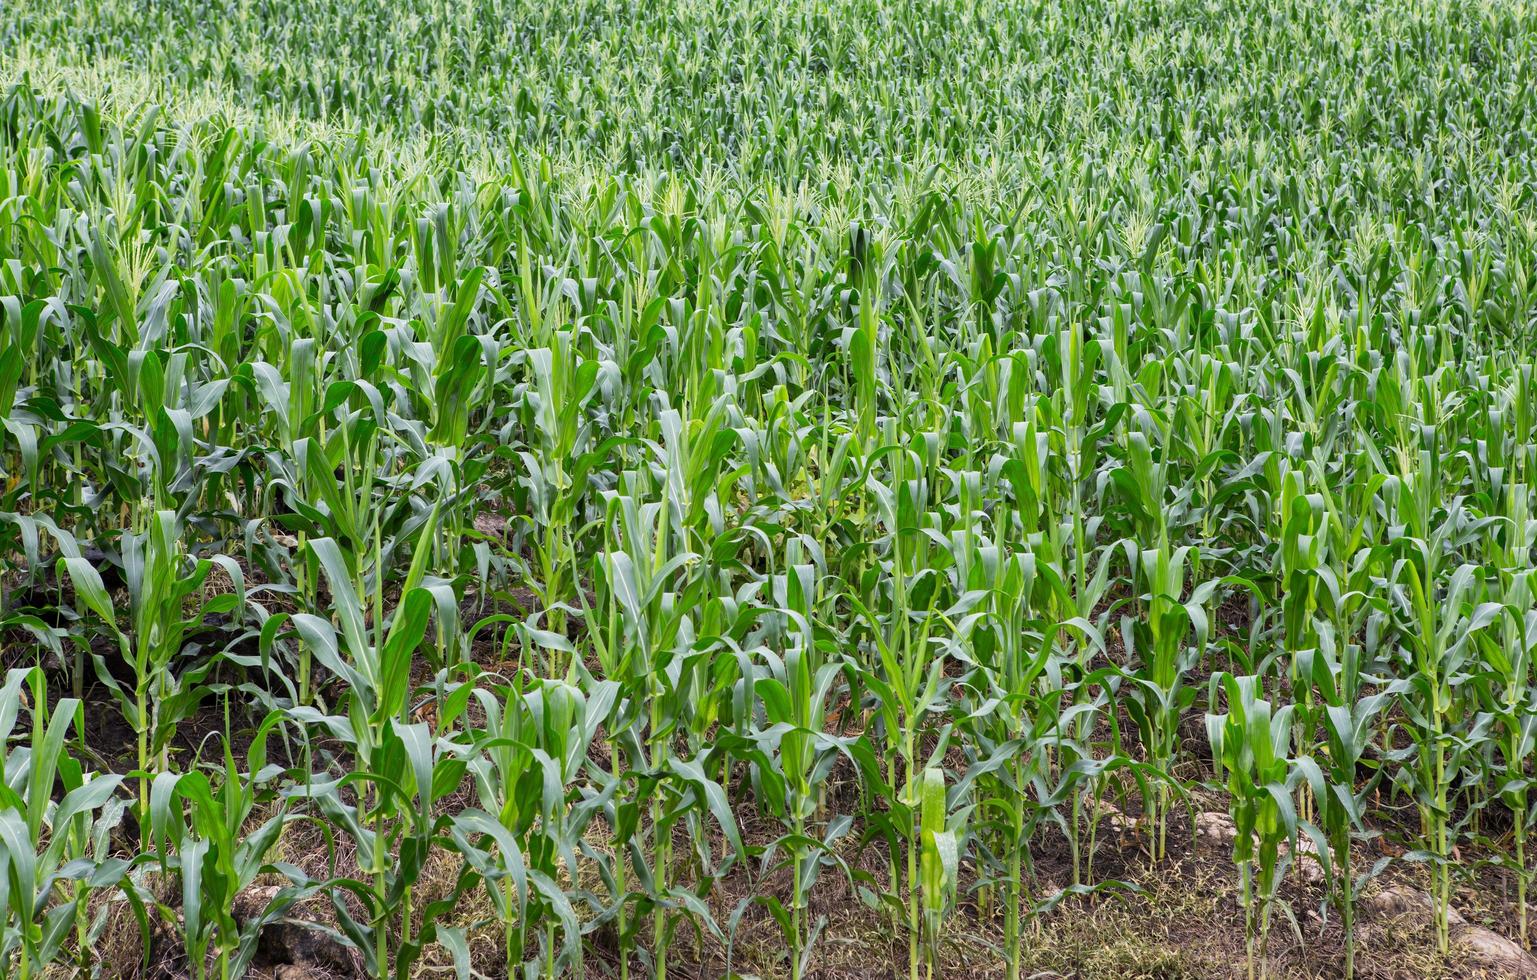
651, 695, 668, 980
136, 682, 149, 846
1517, 808, 1528, 950
1006, 788, 1024, 980
1258, 870, 1275, 980
1341, 840, 1355, 980
75, 883, 89, 973
374, 804, 389, 980
791, 836, 804, 980
1242, 862, 1255, 980
1069, 790, 1082, 888
297, 530, 310, 704
612, 743, 629, 980
905, 727, 918, 980
887, 750, 901, 931
1158, 783, 1168, 862
1434, 734, 1449, 954
504, 876, 518, 970
402, 883, 413, 949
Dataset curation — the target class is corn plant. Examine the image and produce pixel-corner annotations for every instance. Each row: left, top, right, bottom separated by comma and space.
917, 767, 965, 980
1472, 481, 1537, 949
951, 549, 1094, 979
283, 525, 480, 979
1206, 673, 1307, 980
1297, 626, 1397, 979
742, 576, 845, 980
142, 728, 310, 980
0, 668, 129, 980
847, 431, 950, 980
1384, 486, 1493, 953
1120, 535, 1215, 859
465, 674, 605, 975
57, 511, 242, 833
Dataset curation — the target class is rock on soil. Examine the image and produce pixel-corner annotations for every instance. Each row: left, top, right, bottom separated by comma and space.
234, 885, 360, 976
1365, 885, 1537, 978
1092, 799, 1140, 834
1364, 885, 1465, 925
1189, 811, 1325, 883
1456, 927, 1537, 978
1192, 810, 1238, 845
473, 511, 508, 539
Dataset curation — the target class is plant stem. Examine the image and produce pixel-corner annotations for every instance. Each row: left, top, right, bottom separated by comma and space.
375, 804, 389, 980
504, 876, 518, 970
905, 727, 918, 980
1069, 789, 1082, 888
1518, 809, 1528, 950
136, 682, 149, 845
1242, 862, 1254, 980
651, 693, 668, 980
1006, 786, 1024, 980
612, 743, 629, 980
791, 837, 804, 980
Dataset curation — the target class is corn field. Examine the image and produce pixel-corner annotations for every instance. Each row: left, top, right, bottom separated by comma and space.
0, 0, 1535, 977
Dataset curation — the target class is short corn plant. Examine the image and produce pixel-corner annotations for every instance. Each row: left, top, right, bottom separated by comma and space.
1206, 674, 1309, 980
465, 674, 602, 975
0, 668, 130, 980
284, 529, 480, 979
1472, 481, 1537, 949
142, 728, 311, 980
1121, 537, 1216, 859
742, 635, 847, 980
58, 511, 244, 833
1386, 541, 1490, 953
1296, 625, 1398, 979
917, 767, 966, 980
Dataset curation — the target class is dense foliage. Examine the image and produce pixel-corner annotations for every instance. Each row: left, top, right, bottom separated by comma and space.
1, 0, 1535, 977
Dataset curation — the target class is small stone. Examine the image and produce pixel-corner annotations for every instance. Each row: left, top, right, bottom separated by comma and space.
1193, 811, 1238, 845
1364, 884, 1465, 925
1362, 884, 1537, 976
1279, 834, 1325, 884
1093, 800, 1138, 833
1454, 924, 1537, 977
233, 885, 284, 921
474, 512, 508, 538
233, 885, 357, 975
